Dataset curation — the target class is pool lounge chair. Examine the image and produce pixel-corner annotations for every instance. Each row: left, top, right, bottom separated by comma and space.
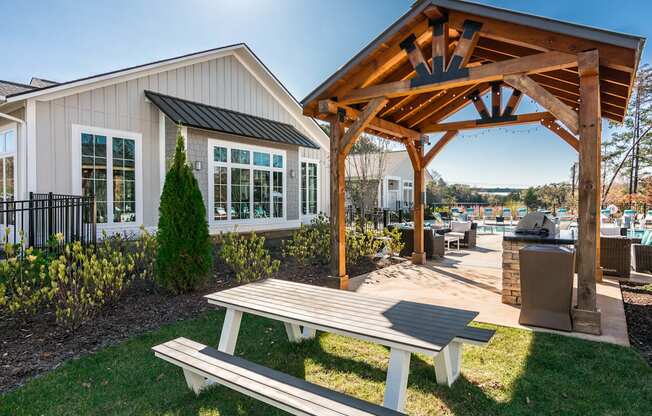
465, 207, 475, 220
517, 207, 528, 220
483, 207, 494, 222
600, 209, 612, 224
645, 210, 652, 228
502, 208, 513, 223
557, 208, 569, 220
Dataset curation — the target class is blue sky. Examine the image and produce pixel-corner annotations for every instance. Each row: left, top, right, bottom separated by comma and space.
2, 0, 649, 187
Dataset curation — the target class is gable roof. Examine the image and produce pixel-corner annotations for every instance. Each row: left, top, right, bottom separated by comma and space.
0, 80, 34, 97
29, 78, 59, 88
302, 0, 645, 124
146, 90, 319, 149
0, 43, 329, 149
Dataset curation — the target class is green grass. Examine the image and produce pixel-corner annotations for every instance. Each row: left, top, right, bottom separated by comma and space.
1, 310, 651, 416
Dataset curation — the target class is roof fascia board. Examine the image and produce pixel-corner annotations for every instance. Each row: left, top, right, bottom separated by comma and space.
301, 0, 433, 107
5, 45, 245, 103
233, 48, 330, 150
433, 0, 644, 50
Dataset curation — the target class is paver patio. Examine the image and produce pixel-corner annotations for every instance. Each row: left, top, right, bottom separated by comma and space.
350, 234, 633, 346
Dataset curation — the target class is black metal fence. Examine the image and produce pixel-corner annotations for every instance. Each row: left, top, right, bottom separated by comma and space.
0, 192, 96, 250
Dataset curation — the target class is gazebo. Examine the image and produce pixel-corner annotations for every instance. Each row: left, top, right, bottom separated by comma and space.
302, 0, 644, 334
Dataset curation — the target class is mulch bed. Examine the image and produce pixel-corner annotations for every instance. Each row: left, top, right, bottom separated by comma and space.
620, 281, 652, 366
0, 245, 401, 393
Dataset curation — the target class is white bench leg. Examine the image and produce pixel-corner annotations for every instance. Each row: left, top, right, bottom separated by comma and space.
383, 348, 411, 412
218, 309, 243, 355
433, 341, 463, 387
183, 369, 207, 396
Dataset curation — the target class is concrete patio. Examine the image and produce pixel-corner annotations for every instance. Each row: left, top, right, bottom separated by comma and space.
350, 233, 641, 346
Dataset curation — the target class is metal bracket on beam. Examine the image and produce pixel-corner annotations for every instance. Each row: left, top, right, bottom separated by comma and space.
337, 108, 346, 122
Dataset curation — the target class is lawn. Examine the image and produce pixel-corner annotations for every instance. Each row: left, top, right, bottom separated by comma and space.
1, 309, 651, 416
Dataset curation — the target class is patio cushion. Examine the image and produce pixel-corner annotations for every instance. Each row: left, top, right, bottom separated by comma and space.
451, 221, 471, 233
600, 226, 621, 237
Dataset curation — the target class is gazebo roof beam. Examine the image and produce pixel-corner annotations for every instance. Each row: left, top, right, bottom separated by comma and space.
318, 99, 422, 140
420, 111, 551, 133
504, 74, 580, 135
338, 51, 578, 105
540, 116, 580, 151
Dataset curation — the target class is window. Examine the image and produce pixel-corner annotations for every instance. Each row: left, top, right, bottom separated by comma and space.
0, 128, 17, 204
231, 149, 250, 164
214, 146, 227, 163
209, 140, 284, 223
74, 125, 141, 227
301, 161, 318, 216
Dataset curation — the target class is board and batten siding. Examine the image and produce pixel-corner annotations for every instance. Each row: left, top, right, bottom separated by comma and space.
32, 50, 329, 229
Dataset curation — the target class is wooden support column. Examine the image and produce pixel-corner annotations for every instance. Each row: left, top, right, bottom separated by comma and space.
574, 49, 602, 335
407, 139, 426, 264
329, 112, 348, 289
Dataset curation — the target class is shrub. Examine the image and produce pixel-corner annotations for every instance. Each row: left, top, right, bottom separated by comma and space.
346, 227, 383, 264
156, 129, 212, 293
281, 214, 330, 265
382, 226, 404, 256
0, 232, 48, 317
219, 232, 279, 283
46, 240, 132, 329
129, 227, 157, 281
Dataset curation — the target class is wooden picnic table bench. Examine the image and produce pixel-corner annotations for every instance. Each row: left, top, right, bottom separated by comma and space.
153, 279, 494, 413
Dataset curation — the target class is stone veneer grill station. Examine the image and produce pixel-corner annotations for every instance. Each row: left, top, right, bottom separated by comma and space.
502, 231, 577, 305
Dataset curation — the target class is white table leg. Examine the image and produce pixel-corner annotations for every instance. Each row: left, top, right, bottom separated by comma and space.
285, 323, 317, 343
218, 309, 243, 355
433, 341, 463, 387
284, 323, 303, 343
383, 348, 411, 412
302, 326, 317, 340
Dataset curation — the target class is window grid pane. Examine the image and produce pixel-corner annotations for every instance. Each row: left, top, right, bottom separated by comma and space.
273, 171, 283, 218
231, 149, 250, 164
253, 170, 270, 218
231, 167, 250, 219
273, 154, 283, 168
81, 133, 108, 223
112, 137, 136, 223
213, 166, 228, 220
253, 152, 270, 167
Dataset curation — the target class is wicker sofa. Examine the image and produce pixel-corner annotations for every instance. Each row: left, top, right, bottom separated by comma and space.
395, 227, 445, 259
599, 236, 631, 279
436, 222, 477, 248
633, 244, 652, 273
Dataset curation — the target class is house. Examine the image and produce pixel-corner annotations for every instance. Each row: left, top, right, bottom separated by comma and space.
0, 44, 330, 236
346, 150, 433, 210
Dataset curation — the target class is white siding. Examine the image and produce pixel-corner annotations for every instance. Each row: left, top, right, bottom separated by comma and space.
33, 49, 329, 228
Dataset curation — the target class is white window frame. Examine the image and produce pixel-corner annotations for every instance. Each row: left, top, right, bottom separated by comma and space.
300, 157, 320, 218
71, 124, 143, 231
403, 180, 413, 206
207, 138, 287, 226
0, 124, 18, 202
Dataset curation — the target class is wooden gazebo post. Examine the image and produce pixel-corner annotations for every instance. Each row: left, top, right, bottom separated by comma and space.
574, 49, 602, 334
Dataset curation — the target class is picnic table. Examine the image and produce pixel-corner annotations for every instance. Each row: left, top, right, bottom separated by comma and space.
197, 279, 492, 412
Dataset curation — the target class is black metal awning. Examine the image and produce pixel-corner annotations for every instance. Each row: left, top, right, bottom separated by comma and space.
145, 90, 319, 149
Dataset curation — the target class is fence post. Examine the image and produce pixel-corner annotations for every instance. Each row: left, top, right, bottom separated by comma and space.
91, 195, 97, 246
383, 209, 388, 228
47, 192, 54, 241
28, 192, 34, 247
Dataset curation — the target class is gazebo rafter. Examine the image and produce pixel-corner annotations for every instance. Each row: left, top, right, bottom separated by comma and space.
302, 0, 645, 336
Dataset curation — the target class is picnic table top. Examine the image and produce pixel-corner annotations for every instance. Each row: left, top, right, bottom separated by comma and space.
205, 279, 478, 355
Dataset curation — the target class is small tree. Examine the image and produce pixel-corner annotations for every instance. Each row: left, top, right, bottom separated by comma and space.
156, 129, 212, 293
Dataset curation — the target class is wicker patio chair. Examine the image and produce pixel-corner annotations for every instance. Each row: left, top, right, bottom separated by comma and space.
397, 227, 445, 259
633, 244, 652, 273
600, 236, 631, 279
